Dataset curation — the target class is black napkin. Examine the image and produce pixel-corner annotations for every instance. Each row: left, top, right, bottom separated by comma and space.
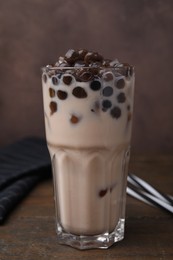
0, 137, 51, 224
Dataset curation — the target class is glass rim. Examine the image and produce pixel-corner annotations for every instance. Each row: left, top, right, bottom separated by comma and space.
41, 64, 134, 72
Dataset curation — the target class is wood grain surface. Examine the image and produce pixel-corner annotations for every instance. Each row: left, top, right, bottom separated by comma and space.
0, 155, 172, 259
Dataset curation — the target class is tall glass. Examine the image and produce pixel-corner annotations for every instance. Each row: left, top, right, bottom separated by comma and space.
41, 65, 135, 249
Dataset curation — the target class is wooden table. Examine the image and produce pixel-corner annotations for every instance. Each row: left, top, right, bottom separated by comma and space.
0, 155, 173, 259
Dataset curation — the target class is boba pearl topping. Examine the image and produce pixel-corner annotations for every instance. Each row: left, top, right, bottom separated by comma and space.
43, 48, 134, 81
42, 49, 134, 124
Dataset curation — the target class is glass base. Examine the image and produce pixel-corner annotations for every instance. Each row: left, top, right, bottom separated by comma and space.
56, 219, 125, 250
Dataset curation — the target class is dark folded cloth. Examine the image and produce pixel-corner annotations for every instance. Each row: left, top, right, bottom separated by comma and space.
0, 137, 51, 224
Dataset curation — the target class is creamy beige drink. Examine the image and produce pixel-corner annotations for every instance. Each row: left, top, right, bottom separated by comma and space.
41, 49, 135, 249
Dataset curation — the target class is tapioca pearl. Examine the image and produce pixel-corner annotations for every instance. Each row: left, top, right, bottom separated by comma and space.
77, 49, 88, 60
42, 73, 47, 83
116, 78, 125, 89
117, 92, 126, 103
103, 72, 113, 82
89, 64, 100, 75
49, 88, 55, 97
52, 76, 59, 85
99, 189, 108, 197
80, 71, 93, 81
102, 100, 112, 111
84, 52, 103, 64
57, 90, 68, 100
70, 114, 81, 124
84, 52, 94, 63
49, 101, 57, 115
90, 80, 101, 91
64, 49, 79, 64
72, 87, 87, 98
76, 69, 93, 82
102, 86, 113, 97
102, 59, 111, 67
110, 106, 121, 119
62, 75, 73, 85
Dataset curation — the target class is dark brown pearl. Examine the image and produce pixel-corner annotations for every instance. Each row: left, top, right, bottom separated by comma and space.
72, 87, 87, 98
49, 101, 57, 115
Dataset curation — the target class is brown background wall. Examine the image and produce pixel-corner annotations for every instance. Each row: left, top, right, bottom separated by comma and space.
0, 0, 173, 154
